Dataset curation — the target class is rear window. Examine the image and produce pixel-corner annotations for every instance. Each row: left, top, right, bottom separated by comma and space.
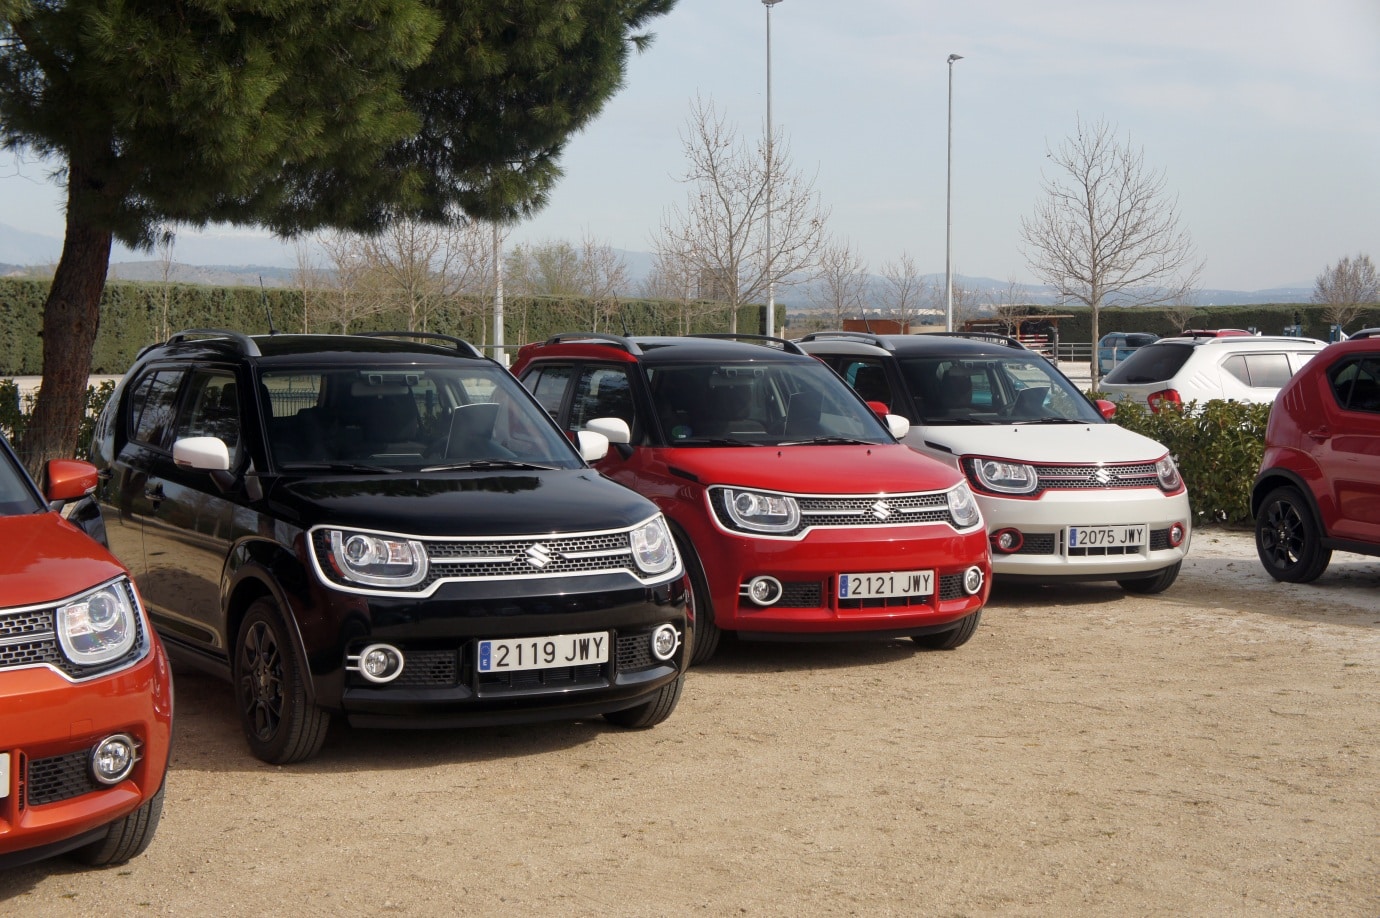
1101, 343, 1194, 384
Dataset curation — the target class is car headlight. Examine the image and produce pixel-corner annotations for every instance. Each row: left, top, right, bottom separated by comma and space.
56, 578, 138, 666
718, 488, 801, 534
971, 459, 1039, 495
327, 530, 428, 588
1155, 455, 1183, 491
630, 516, 678, 576
946, 482, 983, 530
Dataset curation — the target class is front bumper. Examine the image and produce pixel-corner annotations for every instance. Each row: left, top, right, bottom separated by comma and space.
0, 645, 172, 863
697, 524, 991, 636
980, 488, 1192, 580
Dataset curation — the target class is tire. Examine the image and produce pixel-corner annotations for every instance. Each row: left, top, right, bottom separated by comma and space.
1255, 485, 1332, 583
912, 610, 981, 650
602, 675, 685, 729
676, 534, 721, 665
234, 598, 330, 764
1118, 561, 1183, 595
71, 784, 165, 867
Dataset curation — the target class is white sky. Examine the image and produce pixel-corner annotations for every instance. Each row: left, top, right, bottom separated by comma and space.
3, 0, 1378, 291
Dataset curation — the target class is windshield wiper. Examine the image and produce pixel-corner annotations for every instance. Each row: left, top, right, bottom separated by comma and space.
776, 436, 873, 446
279, 461, 402, 473
672, 437, 759, 447
420, 459, 559, 472
1013, 417, 1088, 425
918, 417, 994, 426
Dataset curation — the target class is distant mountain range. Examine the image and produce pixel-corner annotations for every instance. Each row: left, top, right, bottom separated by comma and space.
1, 221, 1313, 307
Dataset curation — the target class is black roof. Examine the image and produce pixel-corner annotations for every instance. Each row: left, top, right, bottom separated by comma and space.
536, 332, 810, 364
796, 331, 1030, 359
135, 329, 489, 367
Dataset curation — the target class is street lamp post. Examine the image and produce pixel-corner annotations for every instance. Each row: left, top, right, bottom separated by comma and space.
945, 53, 963, 333
762, 0, 784, 337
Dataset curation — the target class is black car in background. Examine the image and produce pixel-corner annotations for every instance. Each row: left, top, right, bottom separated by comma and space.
90, 329, 689, 763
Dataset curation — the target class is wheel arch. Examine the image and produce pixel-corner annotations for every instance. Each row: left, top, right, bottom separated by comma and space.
1251, 466, 1328, 538
225, 536, 318, 706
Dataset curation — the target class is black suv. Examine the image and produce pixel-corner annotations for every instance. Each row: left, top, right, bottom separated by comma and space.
90, 329, 689, 763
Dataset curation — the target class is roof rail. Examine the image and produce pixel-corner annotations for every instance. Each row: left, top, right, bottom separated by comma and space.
166, 328, 262, 357
794, 331, 894, 351
691, 333, 805, 355
541, 332, 643, 355
1347, 328, 1379, 340
361, 331, 485, 359
922, 331, 1028, 350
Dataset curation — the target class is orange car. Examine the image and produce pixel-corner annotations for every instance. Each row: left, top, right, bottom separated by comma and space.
0, 433, 172, 869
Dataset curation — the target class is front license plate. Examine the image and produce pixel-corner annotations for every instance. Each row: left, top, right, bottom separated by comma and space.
838, 570, 934, 600
1067, 524, 1148, 549
477, 631, 609, 673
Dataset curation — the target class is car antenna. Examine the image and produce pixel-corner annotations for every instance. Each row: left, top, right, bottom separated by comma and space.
259, 275, 278, 335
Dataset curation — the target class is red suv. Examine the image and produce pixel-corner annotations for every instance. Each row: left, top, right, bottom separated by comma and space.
0, 432, 171, 868
513, 334, 992, 664
1252, 329, 1380, 581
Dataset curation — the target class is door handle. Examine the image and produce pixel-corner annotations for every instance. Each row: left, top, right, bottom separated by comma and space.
1305, 426, 1330, 442
144, 484, 165, 505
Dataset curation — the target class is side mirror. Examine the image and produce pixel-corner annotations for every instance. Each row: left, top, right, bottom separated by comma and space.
45, 458, 99, 504
174, 436, 231, 471
576, 430, 611, 462
886, 414, 911, 439
866, 400, 889, 417
585, 417, 631, 445
1095, 399, 1117, 420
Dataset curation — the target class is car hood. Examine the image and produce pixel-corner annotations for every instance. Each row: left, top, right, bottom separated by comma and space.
649, 443, 964, 493
909, 423, 1171, 464
1, 512, 128, 608
265, 469, 659, 537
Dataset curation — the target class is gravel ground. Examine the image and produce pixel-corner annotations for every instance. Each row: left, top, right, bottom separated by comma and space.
3, 526, 1378, 916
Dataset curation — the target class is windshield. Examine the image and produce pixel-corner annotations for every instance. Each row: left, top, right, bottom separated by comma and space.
897, 354, 1104, 424
1101, 343, 1194, 385
0, 436, 43, 515
644, 360, 893, 446
259, 364, 585, 471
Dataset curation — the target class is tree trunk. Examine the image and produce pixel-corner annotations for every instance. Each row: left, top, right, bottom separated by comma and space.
16, 178, 113, 474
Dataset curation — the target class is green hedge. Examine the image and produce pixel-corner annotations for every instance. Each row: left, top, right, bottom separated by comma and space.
0, 278, 778, 375
1100, 396, 1271, 525
1053, 303, 1380, 346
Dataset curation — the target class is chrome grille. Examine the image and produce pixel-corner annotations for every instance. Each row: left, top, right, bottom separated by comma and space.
1033, 462, 1160, 491
714, 489, 956, 537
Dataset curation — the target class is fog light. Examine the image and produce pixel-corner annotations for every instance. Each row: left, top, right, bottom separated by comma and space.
962, 566, 985, 596
351, 643, 405, 683
744, 576, 784, 606
1169, 522, 1186, 547
91, 734, 137, 785
650, 624, 681, 661
991, 528, 1024, 553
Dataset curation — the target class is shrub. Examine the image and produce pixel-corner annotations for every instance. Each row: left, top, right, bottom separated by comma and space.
1098, 396, 1270, 525
0, 379, 117, 461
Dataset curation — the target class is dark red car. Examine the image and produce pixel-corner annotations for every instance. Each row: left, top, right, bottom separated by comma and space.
0, 433, 171, 868
513, 334, 992, 664
1252, 329, 1380, 581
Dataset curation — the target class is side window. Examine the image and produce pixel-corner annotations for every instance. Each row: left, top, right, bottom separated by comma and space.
129, 369, 186, 449
1222, 355, 1250, 386
524, 365, 574, 418
1332, 357, 1380, 413
570, 367, 635, 431
844, 361, 894, 408
174, 370, 242, 462
1243, 353, 1291, 388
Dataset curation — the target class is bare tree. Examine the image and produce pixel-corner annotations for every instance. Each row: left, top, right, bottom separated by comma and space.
811, 237, 869, 329
154, 226, 176, 341
878, 253, 929, 332
1020, 115, 1202, 387
291, 237, 328, 333
575, 232, 629, 332
1163, 302, 1198, 335
655, 95, 829, 334
351, 216, 489, 333
643, 240, 726, 334
505, 239, 583, 298
314, 232, 389, 333
1314, 253, 1378, 333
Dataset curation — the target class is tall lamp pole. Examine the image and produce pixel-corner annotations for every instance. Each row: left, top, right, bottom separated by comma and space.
762, 0, 784, 337
945, 53, 963, 332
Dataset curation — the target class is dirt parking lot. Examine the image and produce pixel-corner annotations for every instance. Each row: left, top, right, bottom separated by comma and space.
3, 527, 1377, 916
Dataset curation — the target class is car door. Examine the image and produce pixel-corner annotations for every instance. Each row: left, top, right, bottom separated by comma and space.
1322, 354, 1380, 544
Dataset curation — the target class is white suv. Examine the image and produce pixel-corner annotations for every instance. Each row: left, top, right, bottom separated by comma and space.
1099, 334, 1326, 412
798, 332, 1192, 594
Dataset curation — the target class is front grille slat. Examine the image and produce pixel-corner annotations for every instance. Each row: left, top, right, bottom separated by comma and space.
28, 749, 98, 806
713, 489, 958, 537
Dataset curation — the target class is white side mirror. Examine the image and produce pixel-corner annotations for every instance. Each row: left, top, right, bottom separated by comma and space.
585, 417, 631, 444
576, 430, 610, 462
173, 436, 231, 471
885, 414, 911, 439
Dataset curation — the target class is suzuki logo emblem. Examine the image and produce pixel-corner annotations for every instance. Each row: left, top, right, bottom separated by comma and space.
525, 544, 553, 568
870, 500, 893, 520
1093, 468, 1114, 485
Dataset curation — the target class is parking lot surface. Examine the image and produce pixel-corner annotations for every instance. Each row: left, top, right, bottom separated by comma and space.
2, 527, 1377, 916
